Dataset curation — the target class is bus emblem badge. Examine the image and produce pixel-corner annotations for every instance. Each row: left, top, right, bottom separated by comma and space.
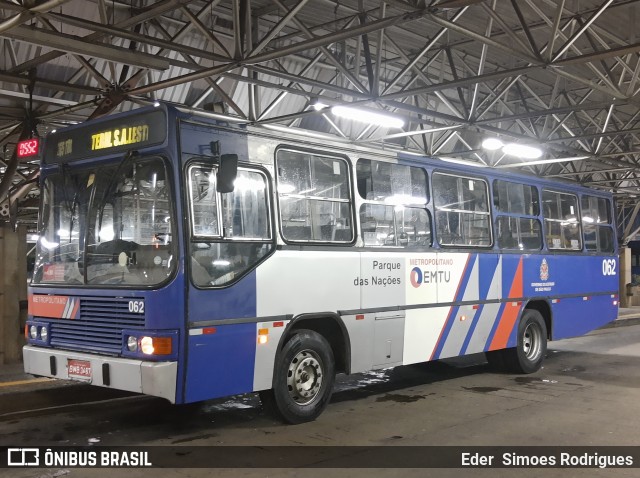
410, 267, 423, 288
540, 259, 549, 281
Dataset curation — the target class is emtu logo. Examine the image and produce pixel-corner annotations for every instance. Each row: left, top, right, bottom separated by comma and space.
410, 267, 423, 288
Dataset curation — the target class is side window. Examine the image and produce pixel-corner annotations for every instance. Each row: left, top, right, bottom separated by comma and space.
356, 159, 431, 248
356, 159, 427, 204
277, 149, 353, 243
542, 190, 581, 251
496, 217, 542, 251
581, 195, 614, 253
494, 181, 539, 216
188, 164, 272, 287
220, 170, 271, 240
494, 180, 542, 251
189, 166, 220, 237
433, 173, 491, 247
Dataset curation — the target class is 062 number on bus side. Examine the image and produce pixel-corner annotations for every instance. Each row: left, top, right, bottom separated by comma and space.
602, 259, 617, 276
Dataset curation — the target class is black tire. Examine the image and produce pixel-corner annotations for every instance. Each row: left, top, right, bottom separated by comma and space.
260, 329, 335, 424
504, 309, 547, 373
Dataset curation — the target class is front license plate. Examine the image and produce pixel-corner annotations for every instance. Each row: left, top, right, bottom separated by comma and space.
68, 359, 92, 381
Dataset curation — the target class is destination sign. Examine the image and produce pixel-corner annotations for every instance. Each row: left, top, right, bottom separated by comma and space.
44, 109, 167, 163
91, 124, 150, 151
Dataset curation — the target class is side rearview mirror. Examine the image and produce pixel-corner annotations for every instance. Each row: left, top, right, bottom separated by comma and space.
217, 153, 238, 193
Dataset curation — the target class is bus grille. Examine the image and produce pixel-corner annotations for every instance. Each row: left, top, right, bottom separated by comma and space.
47, 297, 145, 355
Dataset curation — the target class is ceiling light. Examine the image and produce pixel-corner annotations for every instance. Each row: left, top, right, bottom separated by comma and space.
331, 105, 404, 128
502, 143, 543, 159
481, 138, 503, 150
312, 101, 329, 111
496, 155, 590, 168
439, 157, 487, 168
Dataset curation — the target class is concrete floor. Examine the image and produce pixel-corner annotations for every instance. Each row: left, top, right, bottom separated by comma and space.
1, 324, 640, 478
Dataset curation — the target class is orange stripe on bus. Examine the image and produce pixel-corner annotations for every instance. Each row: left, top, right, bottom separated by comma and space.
489, 258, 523, 351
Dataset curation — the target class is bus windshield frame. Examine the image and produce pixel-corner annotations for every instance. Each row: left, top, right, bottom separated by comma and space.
32, 155, 177, 288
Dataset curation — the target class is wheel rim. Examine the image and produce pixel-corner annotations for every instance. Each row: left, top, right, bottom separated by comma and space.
286, 349, 324, 405
522, 322, 543, 361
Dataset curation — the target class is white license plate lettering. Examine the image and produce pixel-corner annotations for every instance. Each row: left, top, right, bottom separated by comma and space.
68, 360, 92, 380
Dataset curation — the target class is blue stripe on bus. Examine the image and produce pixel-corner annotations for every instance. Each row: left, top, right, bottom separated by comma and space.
478, 255, 498, 301
458, 304, 483, 356
459, 255, 498, 355
432, 254, 476, 360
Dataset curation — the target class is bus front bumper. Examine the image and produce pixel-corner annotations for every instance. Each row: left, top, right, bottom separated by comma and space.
23, 345, 177, 403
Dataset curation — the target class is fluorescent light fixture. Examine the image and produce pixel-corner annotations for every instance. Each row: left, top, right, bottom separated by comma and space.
331, 105, 404, 128
376, 125, 461, 141
482, 138, 503, 150
439, 157, 487, 168
262, 124, 343, 141
502, 143, 543, 159
312, 101, 329, 111
496, 155, 590, 168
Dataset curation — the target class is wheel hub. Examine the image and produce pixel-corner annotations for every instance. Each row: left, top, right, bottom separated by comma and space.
287, 350, 323, 405
523, 322, 543, 361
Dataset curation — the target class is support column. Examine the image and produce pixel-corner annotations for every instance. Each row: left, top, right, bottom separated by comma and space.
619, 246, 632, 308
0, 223, 27, 364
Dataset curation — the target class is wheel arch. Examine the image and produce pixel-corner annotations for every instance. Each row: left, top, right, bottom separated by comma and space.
523, 299, 553, 340
278, 313, 351, 374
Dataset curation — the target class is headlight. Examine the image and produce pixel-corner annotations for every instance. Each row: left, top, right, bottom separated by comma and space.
40, 327, 48, 342
140, 336, 154, 355
29, 325, 38, 339
127, 336, 138, 352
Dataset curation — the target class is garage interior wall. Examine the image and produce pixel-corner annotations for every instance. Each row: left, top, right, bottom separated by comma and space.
0, 224, 27, 365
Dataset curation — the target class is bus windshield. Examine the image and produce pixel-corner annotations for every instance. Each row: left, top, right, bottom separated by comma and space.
33, 156, 175, 286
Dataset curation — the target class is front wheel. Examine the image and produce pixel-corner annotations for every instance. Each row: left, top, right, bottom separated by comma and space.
260, 329, 335, 424
487, 309, 547, 374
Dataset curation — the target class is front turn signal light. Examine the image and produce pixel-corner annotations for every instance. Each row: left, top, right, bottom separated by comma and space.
140, 336, 173, 355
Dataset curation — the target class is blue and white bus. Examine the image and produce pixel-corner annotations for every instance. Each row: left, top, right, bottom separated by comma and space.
24, 104, 619, 423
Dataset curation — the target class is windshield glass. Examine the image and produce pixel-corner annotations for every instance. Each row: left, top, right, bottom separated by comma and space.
33, 157, 175, 286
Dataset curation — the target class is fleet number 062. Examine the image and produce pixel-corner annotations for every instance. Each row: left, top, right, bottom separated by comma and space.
602, 259, 617, 276
128, 301, 145, 313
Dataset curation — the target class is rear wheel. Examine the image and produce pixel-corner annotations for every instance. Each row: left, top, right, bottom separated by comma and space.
260, 329, 335, 424
486, 309, 547, 374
